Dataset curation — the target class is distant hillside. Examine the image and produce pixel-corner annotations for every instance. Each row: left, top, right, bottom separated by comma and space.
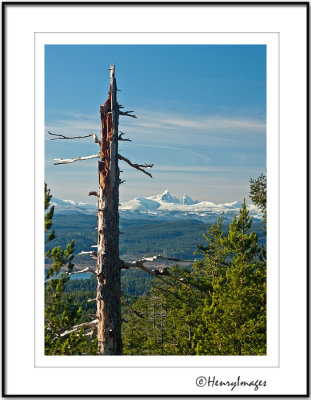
46, 214, 265, 264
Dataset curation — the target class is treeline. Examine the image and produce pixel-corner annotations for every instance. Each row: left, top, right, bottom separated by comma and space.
62, 269, 154, 323
46, 216, 265, 263
64, 268, 154, 297
61, 201, 266, 355
122, 201, 266, 355
44, 173, 267, 356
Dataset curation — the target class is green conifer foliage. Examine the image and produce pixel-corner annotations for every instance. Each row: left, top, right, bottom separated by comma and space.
122, 264, 206, 355
150, 265, 202, 355
250, 172, 267, 230
44, 182, 55, 243
122, 294, 167, 355
122, 203, 266, 356
195, 200, 266, 355
44, 184, 97, 355
194, 216, 229, 296
122, 296, 148, 355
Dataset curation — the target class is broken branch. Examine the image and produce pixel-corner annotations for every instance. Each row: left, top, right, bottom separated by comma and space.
143, 255, 195, 263
118, 132, 132, 142
44, 266, 96, 284
88, 298, 96, 303
70, 267, 97, 275
77, 251, 97, 260
119, 110, 137, 118
60, 319, 98, 337
54, 154, 99, 165
48, 131, 100, 144
121, 259, 174, 287
118, 154, 153, 178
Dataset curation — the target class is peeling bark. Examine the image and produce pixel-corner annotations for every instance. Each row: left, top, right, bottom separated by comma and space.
96, 65, 122, 355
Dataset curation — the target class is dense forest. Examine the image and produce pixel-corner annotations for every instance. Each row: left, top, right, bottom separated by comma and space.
46, 216, 265, 263
44, 173, 267, 356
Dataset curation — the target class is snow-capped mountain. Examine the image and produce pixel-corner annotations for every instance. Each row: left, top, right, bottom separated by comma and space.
150, 190, 198, 205
119, 190, 198, 212
51, 190, 262, 222
50, 198, 97, 215
119, 190, 260, 221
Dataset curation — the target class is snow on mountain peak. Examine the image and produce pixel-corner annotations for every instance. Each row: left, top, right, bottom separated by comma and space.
150, 190, 197, 205
119, 191, 261, 221
182, 194, 197, 205
64, 199, 77, 206
50, 197, 97, 214
50, 190, 262, 222
159, 190, 180, 204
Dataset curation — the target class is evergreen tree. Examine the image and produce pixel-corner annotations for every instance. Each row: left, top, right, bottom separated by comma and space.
194, 216, 228, 297
121, 186, 266, 356
195, 200, 266, 355
250, 172, 267, 230
44, 183, 55, 243
122, 294, 161, 355
122, 205, 265, 356
150, 265, 202, 355
123, 264, 207, 355
44, 184, 97, 355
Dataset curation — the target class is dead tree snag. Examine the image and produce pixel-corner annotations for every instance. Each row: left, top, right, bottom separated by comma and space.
96, 65, 122, 355
50, 64, 154, 355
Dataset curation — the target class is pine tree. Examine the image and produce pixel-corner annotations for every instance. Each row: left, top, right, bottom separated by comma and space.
194, 216, 229, 297
121, 192, 266, 356
44, 184, 97, 355
122, 264, 205, 355
122, 203, 266, 356
195, 200, 266, 355
250, 172, 267, 230
150, 265, 201, 355
122, 294, 161, 355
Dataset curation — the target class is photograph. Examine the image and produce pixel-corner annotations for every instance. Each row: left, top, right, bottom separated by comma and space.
44, 44, 267, 356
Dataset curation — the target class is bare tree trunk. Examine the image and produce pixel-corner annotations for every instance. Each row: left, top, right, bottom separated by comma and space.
96, 65, 122, 355
49, 64, 153, 355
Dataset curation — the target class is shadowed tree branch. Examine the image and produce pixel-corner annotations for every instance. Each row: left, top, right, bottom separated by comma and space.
119, 110, 137, 118
48, 131, 100, 144
118, 131, 132, 141
118, 154, 153, 178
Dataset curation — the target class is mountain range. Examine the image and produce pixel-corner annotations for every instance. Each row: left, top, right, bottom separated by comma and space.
51, 190, 261, 223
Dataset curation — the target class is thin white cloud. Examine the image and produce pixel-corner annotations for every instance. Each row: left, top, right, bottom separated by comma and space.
46, 109, 265, 136
48, 119, 99, 131
47, 110, 99, 120
129, 165, 261, 174
45, 109, 265, 204
128, 143, 211, 163
133, 110, 266, 133
45, 109, 266, 158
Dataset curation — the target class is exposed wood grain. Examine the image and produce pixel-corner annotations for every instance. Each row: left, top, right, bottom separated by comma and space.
96, 65, 122, 355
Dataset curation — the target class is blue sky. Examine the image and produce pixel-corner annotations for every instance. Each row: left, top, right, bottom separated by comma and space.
45, 45, 266, 203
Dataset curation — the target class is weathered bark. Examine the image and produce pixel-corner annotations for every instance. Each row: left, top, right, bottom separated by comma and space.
50, 64, 154, 355
96, 65, 122, 355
